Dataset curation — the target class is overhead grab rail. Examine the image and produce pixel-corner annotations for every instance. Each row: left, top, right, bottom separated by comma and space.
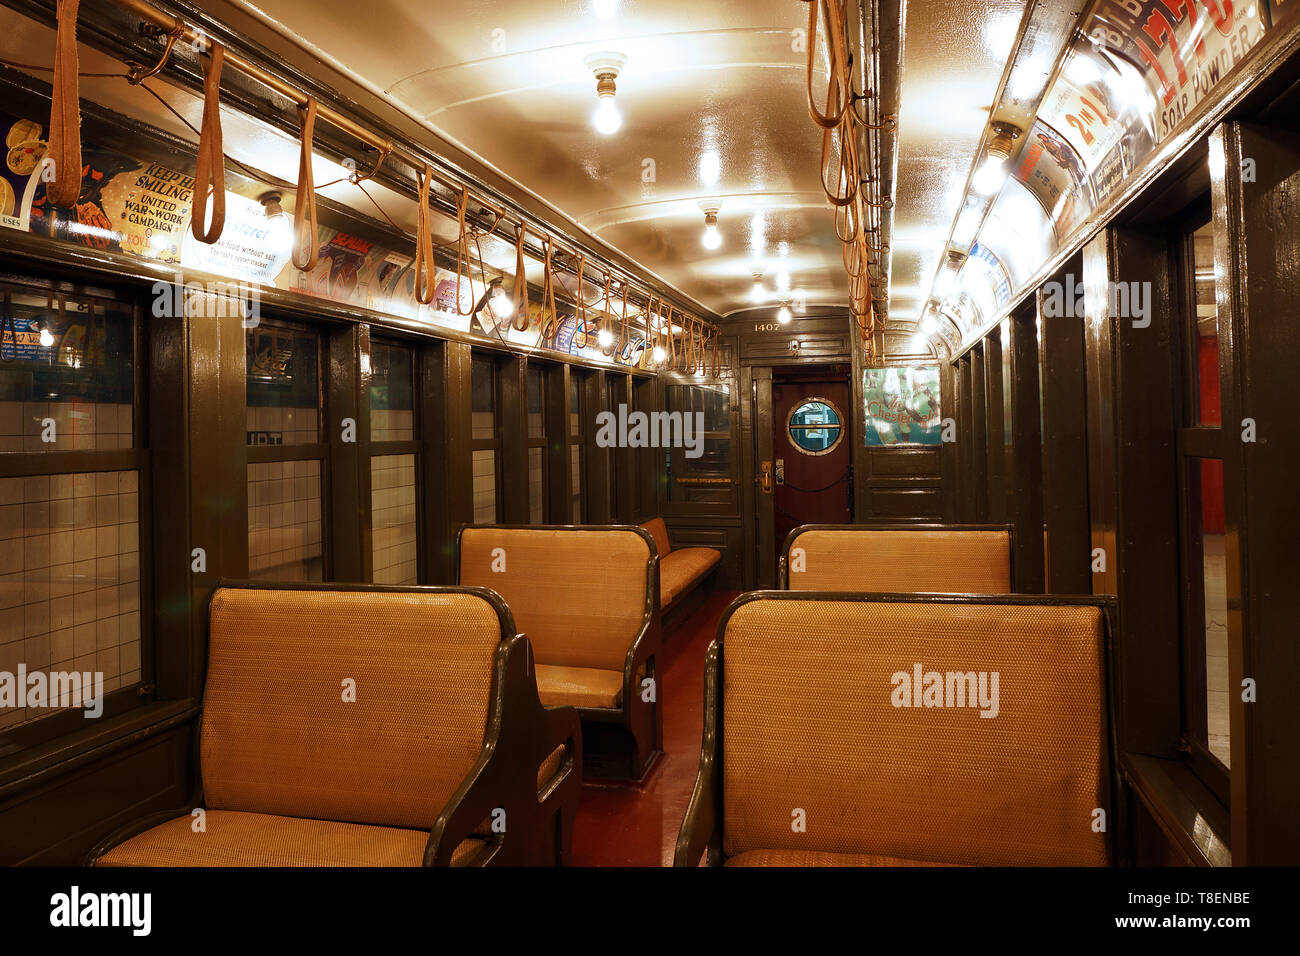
31, 0, 723, 373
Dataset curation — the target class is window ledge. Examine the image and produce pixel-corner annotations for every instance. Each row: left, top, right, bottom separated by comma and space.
0, 699, 199, 797
1122, 752, 1231, 866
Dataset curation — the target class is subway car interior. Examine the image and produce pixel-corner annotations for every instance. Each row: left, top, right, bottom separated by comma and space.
0, 0, 1297, 935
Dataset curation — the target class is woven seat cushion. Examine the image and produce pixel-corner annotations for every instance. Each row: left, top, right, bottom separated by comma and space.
536, 663, 623, 708
639, 517, 672, 558
786, 528, 1010, 592
721, 599, 1108, 866
726, 849, 957, 867
95, 810, 482, 867
460, 528, 649, 671
202, 588, 501, 829
661, 548, 721, 605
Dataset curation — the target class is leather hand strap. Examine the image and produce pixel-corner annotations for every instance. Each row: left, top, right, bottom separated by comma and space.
292, 97, 319, 271
191, 43, 226, 244
46, 0, 82, 208
413, 164, 435, 304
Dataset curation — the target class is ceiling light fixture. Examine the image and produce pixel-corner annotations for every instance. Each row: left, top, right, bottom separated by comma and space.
749, 273, 766, 304
259, 191, 296, 259
584, 52, 627, 136
777, 304, 793, 325
973, 122, 1021, 195
473, 277, 516, 321
701, 207, 722, 251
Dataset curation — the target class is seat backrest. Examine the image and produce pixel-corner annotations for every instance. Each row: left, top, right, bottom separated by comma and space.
202, 586, 504, 829
785, 526, 1010, 592
459, 527, 651, 671
719, 596, 1109, 866
639, 517, 671, 559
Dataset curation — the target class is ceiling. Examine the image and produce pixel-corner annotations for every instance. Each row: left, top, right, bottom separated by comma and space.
2, 0, 1040, 348
222, 0, 1029, 336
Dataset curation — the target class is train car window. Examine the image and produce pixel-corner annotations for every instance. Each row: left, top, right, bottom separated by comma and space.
787, 398, 844, 455
664, 383, 733, 508
1190, 222, 1222, 426
245, 322, 324, 582
369, 341, 418, 585
569, 372, 584, 521
1175, 211, 1229, 780
470, 354, 499, 524
527, 366, 546, 523
0, 285, 146, 741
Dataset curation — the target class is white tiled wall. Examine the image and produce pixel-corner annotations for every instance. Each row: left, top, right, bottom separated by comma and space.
371, 454, 417, 585
472, 410, 495, 442
472, 450, 496, 524
371, 408, 414, 443
0, 401, 132, 453
245, 405, 318, 446
247, 461, 322, 581
0, 471, 141, 730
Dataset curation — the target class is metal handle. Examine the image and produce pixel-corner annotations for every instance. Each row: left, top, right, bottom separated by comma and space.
759, 461, 773, 494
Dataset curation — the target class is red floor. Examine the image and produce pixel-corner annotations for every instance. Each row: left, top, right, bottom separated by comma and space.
569, 591, 737, 867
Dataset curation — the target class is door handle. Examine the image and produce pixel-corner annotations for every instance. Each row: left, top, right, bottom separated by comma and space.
759, 460, 773, 494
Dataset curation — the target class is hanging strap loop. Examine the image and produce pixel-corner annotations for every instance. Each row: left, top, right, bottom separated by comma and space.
510, 223, 530, 331
190, 42, 226, 244
291, 97, 319, 271
46, 0, 83, 208
413, 164, 436, 305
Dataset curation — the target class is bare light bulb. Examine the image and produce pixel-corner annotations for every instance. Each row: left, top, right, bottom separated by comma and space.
652, 345, 666, 363
777, 305, 792, 325
489, 286, 515, 319
39, 328, 55, 348
749, 279, 766, 303
593, 95, 622, 135
702, 223, 721, 250
973, 155, 1008, 194
597, 328, 614, 348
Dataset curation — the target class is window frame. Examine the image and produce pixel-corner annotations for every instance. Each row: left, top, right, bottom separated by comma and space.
367, 336, 422, 585
0, 275, 154, 753
244, 317, 329, 582
526, 362, 548, 524
1169, 199, 1230, 806
469, 351, 502, 524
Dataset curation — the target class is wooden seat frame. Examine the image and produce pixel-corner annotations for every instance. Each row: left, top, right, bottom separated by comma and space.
87, 581, 583, 867
674, 590, 1121, 867
455, 524, 663, 782
778, 522, 1016, 589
